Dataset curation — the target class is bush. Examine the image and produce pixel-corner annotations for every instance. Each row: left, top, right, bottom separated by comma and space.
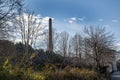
40, 64, 102, 80
0, 68, 46, 80
0, 63, 104, 80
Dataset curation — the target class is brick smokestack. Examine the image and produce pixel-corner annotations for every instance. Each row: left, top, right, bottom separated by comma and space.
48, 18, 53, 52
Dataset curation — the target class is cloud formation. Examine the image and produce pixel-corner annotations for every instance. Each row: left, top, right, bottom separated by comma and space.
78, 16, 86, 21
66, 16, 86, 24
114, 42, 120, 51
67, 17, 77, 24
112, 19, 119, 23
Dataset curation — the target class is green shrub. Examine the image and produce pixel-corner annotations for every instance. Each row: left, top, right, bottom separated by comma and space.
0, 70, 11, 80
0, 64, 104, 80
40, 64, 101, 80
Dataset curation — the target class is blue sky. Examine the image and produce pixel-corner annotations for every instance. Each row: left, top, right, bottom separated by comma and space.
25, 0, 120, 48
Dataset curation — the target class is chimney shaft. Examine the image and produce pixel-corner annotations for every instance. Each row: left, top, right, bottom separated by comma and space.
48, 18, 53, 52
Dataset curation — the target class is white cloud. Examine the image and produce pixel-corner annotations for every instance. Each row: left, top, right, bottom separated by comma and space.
68, 20, 74, 24
114, 42, 120, 51
78, 16, 86, 21
70, 17, 76, 21
35, 16, 55, 29
54, 20, 85, 36
15, 13, 55, 29
98, 18, 103, 22
78, 18, 84, 21
112, 19, 119, 23
41, 17, 49, 24
10, 13, 55, 47
66, 16, 86, 24
67, 17, 77, 24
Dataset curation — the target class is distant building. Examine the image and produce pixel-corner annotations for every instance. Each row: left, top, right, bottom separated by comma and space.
106, 50, 118, 72
116, 51, 120, 71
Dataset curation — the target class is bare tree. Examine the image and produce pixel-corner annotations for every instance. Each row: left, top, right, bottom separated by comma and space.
70, 33, 83, 66
71, 34, 83, 58
0, 0, 23, 40
44, 28, 60, 52
68, 37, 73, 57
59, 31, 69, 57
84, 26, 114, 73
12, 10, 46, 62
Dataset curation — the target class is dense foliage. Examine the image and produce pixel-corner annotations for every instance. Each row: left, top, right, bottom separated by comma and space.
0, 63, 104, 80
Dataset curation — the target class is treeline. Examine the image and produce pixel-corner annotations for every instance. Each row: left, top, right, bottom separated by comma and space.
0, 0, 116, 80
46, 26, 115, 72
0, 26, 115, 79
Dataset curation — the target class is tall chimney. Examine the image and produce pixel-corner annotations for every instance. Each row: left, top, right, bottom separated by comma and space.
48, 18, 53, 52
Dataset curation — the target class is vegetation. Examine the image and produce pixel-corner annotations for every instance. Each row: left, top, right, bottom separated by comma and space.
0, 0, 116, 80
0, 62, 104, 80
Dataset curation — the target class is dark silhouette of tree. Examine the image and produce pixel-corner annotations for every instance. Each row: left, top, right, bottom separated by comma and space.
0, 40, 15, 65
15, 42, 34, 54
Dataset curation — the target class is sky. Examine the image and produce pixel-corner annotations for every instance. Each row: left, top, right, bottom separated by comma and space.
24, 0, 120, 49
